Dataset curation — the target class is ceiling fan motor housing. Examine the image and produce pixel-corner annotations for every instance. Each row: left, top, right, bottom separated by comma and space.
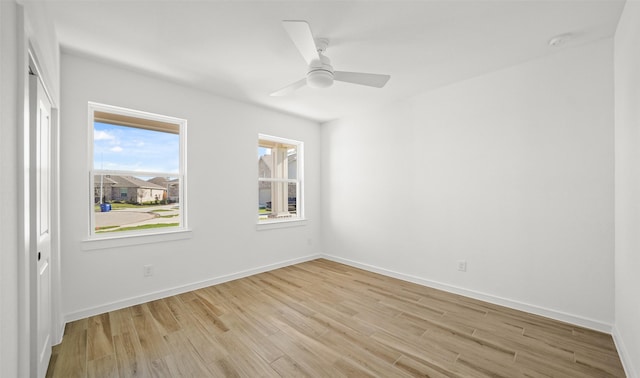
307, 54, 334, 88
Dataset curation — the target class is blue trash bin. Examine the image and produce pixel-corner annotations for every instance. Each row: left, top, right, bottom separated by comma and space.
100, 203, 111, 212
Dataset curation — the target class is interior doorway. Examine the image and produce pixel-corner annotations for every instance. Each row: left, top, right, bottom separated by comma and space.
25, 49, 60, 378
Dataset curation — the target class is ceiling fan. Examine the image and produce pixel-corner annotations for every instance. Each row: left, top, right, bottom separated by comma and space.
270, 20, 391, 96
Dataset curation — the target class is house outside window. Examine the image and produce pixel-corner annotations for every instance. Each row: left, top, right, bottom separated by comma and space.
89, 102, 187, 237
258, 134, 303, 223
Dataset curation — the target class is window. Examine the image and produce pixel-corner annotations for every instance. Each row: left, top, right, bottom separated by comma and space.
89, 102, 187, 237
258, 134, 303, 223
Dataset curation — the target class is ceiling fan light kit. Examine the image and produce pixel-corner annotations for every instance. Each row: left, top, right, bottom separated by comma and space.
307, 54, 334, 88
548, 33, 573, 47
307, 69, 334, 88
271, 20, 390, 96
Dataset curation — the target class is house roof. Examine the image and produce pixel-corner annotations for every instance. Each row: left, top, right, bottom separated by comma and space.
259, 155, 273, 174
148, 177, 179, 187
259, 154, 297, 174
95, 176, 118, 186
94, 175, 165, 190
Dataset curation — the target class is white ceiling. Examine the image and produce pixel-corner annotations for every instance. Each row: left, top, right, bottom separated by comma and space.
44, 0, 625, 123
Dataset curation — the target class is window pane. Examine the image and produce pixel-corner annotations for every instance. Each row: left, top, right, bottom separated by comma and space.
257, 181, 297, 220
258, 181, 272, 220
257, 143, 297, 180
258, 147, 272, 179
94, 122, 179, 173
287, 148, 297, 180
94, 175, 181, 233
287, 182, 297, 215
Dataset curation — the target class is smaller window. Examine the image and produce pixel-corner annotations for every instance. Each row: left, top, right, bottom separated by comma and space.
258, 134, 303, 223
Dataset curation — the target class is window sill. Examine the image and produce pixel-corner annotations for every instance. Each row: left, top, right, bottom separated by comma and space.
82, 228, 192, 251
256, 218, 307, 231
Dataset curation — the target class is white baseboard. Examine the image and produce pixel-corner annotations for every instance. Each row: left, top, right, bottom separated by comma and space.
64, 253, 322, 323
322, 254, 613, 334
612, 325, 638, 378
54, 322, 65, 346
63, 252, 614, 335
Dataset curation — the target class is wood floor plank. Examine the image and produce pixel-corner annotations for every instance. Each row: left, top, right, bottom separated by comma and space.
346, 300, 428, 339
267, 329, 345, 377
87, 313, 114, 361
370, 328, 460, 368
131, 307, 171, 362
146, 299, 181, 335
48, 327, 87, 378
113, 332, 149, 377
162, 330, 214, 376
319, 326, 411, 377
47, 259, 626, 378
516, 349, 621, 378
332, 357, 377, 377
183, 297, 230, 334
87, 354, 117, 378
64, 317, 88, 335
575, 347, 627, 377
394, 354, 460, 378
108, 307, 136, 337
162, 296, 193, 329
472, 327, 576, 364
207, 357, 241, 377
216, 331, 281, 377
218, 312, 285, 363
270, 355, 313, 378
147, 357, 173, 377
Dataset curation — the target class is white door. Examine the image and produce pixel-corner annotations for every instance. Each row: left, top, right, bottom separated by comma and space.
30, 72, 52, 378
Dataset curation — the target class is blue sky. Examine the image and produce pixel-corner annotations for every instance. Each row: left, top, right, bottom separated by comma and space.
94, 122, 179, 173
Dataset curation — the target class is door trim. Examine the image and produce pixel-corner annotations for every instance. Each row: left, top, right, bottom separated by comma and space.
18, 41, 61, 377
28, 47, 63, 349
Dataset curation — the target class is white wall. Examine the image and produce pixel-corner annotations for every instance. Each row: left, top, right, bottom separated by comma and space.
22, 0, 60, 102
614, 2, 640, 376
2, 1, 61, 376
60, 53, 321, 320
321, 39, 615, 330
1, 2, 20, 376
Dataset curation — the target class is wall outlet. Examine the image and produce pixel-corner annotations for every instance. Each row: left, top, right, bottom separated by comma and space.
457, 260, 467, 272
143, 264, 154, 277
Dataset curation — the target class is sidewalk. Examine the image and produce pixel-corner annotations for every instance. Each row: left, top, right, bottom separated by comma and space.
94, 204, 180, 230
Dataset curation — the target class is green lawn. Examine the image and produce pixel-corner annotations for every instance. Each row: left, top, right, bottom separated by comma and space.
95, 225, 119, 231
94, 203, 171, 212
96, 223, 179, 233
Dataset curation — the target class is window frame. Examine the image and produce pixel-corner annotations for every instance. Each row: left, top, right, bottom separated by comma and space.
87, 102, 188, 240
257, 133, 304, 226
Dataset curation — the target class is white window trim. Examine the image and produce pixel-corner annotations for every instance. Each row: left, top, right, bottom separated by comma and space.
87, 102, 188, 241
256, 218, 307, 231
258, 133, 304, 225
82, 229, 193, 251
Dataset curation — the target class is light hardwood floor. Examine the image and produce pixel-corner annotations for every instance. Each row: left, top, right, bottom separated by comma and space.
47, 259, 626, 377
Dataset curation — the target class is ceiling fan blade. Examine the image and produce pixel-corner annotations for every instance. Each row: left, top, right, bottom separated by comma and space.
282, 20, 320, 66
270, 78, 307, 97
334, 71, 390, 88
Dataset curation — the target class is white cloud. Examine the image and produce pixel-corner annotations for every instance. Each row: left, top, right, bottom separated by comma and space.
94, 130, 115, 141
110, 146, 123, 152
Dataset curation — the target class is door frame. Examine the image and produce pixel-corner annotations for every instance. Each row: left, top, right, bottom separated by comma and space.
18, 31, 62, 377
